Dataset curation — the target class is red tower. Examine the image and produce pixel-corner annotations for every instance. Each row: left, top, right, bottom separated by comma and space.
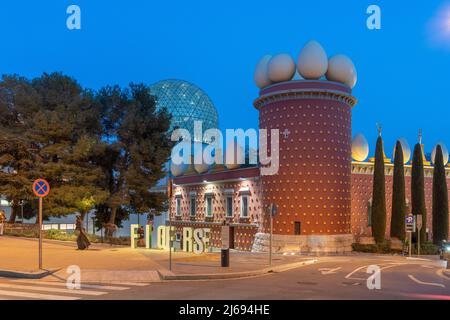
254, 80, 357, 253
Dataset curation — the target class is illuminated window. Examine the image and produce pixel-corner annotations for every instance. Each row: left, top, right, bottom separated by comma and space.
190, 197, 196, 217
226, 196, 233, 217
205, 196, 213, 218
240, 195, 249, 218
175, 198, 181, 217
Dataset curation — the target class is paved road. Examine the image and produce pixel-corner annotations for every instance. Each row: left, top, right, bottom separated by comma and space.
0, 256, 448, 300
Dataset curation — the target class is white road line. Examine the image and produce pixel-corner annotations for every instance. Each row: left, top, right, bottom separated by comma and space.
408, 275, 446, 288
0, 283, 107, 296
436, 269, 450, 281
0, 289, 80, 300
406, 257, 432, 262
11, 280, 129, 291
345, 263, 406, 281
318, 267, 342, 275
108, 282, 149, 286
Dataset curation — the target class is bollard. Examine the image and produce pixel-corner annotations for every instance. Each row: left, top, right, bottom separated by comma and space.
221, 248, 230, 267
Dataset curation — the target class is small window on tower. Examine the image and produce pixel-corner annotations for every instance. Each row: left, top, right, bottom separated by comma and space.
294, 221, 301, 235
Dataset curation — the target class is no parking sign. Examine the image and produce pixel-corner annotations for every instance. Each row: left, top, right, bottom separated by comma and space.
32, 179, 50, 198
32, 178, 50, 270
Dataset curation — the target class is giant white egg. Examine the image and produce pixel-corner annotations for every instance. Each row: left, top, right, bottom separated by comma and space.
297, 40, 328, 80
326, 54, 357, 89
224, 142, 244, 170
392, 138, 411, 164
170, 141, 192, 176
431, 142, 449, 166
267, 53, 296, 83
170, 161, 187, 177
351, 133, 369, 162
254, 55, 273, 89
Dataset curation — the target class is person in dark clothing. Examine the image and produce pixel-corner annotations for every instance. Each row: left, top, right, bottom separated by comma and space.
75, 215, 91, 250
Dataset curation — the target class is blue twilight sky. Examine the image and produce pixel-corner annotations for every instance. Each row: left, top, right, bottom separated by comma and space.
1, 0, 450, 158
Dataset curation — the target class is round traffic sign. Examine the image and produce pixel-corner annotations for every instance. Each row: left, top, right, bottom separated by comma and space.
32, 179, 50, 198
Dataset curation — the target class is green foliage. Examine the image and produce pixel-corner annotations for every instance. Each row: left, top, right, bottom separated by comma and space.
432, 145, 449, 245
0, 73, 108, 221
352, 241, 401, 254
411, 143, 427, 244
391, 141, 406, 240
412, 242, 439, 255
94, 83, 172, 227
0, 74, 172, 230
371, 136, 387, 243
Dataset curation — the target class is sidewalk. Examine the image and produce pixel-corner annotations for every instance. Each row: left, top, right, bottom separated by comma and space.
0, 236, 316, 282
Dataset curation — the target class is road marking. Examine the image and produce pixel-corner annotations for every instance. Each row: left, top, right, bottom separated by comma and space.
408, 275, 446, 288
12, 280, 129, 291
318, 267, 342, 275
0, 289, 80, 300
436, 269, 450, 281
406, 257, 431, 262
108, 282, 149, 286
345, 263, 406, 281
0, 283, 107, 296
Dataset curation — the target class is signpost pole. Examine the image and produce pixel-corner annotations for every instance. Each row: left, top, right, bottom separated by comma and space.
32, 178, 50, 271
38, 197, 43, 270
408, 231, 412, 257
417, 229, 420, 256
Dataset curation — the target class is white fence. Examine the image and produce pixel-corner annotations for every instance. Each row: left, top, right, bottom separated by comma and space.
41, 224, 76, 231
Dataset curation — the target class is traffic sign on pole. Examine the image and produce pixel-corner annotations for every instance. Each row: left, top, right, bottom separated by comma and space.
32, 179, 50, 270
33, 179, 50, 198
405, 214, 415, 232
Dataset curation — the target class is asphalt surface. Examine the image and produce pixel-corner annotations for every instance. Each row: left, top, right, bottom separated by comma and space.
0, 255, 449, 300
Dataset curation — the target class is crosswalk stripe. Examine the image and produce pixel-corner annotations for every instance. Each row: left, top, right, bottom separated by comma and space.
12, 280, 129, 291
0, 289, 80, 300
0, 283, 107, 296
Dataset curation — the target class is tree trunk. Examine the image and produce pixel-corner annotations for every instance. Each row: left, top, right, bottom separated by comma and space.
109, 207, 117, 224
105, 207, 117, 238
8, 206, 17, 224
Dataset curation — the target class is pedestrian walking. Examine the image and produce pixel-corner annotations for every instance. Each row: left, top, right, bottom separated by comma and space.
0, 210, 6, 236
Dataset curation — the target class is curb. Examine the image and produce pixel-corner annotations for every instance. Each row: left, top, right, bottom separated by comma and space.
0, 268, 58, 279
158, 259, 318, 281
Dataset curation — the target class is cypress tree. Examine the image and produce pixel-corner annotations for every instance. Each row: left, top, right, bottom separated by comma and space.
411, 143, 427, 244
432, 145, 449, 245
391, 140, 406, 240
372, 136, 387, 243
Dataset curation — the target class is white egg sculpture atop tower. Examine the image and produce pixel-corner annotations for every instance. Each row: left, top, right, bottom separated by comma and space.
297, 40, 328, 80
326, 54, 357, 89
392, 138, 411, 164
431, 142, 449, 166
351, 133, 369, 162
267, 53, 296, 83
254, 55, 273, 89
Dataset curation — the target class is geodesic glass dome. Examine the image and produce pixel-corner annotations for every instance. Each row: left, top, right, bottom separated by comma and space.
149, 79, 219, 142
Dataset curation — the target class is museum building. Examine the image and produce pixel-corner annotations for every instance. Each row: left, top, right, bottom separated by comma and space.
167, 41, 450, 253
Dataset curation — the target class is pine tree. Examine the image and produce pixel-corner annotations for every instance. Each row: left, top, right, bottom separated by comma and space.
372, 136, 387, 243
0, 76, 41, 222
0, 73, 108, 223
411, 143, 427, 244
432, 145, 449, 245
95, 83, 172, 235
391, 140, 406, 240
